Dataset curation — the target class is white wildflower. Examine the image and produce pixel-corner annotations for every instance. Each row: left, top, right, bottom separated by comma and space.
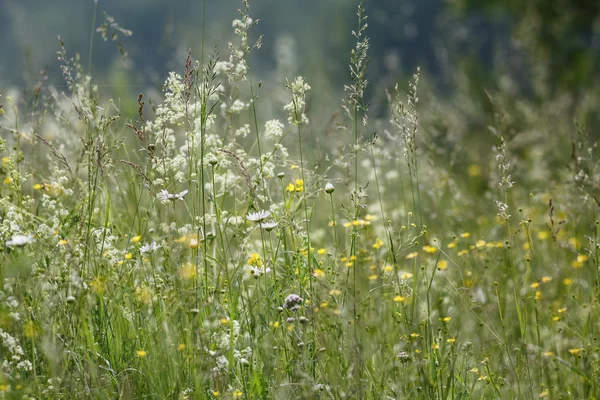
246, 210, 271, 223
214, 355, 229, 372
264, 119, 284, 140
260, 221, 278, 231
5, 234, 34, 247
214, 61, 233, 75
229, 99, 248, 114
157, 189, 189, 205
235, 124, 251, 138
247, 265, 272, 278
140, 242, 161, 254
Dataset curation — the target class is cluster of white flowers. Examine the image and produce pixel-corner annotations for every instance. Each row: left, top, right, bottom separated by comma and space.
0, 327, 32, 376
151, 153, 188, 184
233, 347, 252, 366
5, 234, 34, 247
284, 77, 311, 125
264, 119, 284, 140
1, 206, 25, 237
160, 72, 187, 125
228, 99, 249, 114
210, 319, 251, 372
235, 124, 251, 138
496, 138, 515, 191
214, 61, 233, 76
213, 355, 229, 372
495, 200, 511, 221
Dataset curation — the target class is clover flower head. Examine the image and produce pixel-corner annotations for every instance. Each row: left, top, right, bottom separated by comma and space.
283, 294, 303, 311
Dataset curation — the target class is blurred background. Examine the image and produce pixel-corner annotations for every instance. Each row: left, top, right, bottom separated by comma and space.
2, 0, 599, 95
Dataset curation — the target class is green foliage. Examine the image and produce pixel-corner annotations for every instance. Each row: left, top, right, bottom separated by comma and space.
453, 0, 600, 90
0, 1, 599, 399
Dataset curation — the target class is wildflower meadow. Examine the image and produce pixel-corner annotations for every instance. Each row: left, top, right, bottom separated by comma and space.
1, 1, 599, 399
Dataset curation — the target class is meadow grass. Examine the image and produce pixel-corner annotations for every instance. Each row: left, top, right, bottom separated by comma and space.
1, 1, 599, 399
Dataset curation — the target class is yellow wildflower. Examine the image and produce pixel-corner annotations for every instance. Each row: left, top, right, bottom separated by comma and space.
178, 262, 197, 280
247, 253, 262, 267
537, 231, 549, 240
468, 164, 481, 177
90, 277, 106, 294
313, 269, 325, 278
24, 320, 38, 338
422, 245, 436, 253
